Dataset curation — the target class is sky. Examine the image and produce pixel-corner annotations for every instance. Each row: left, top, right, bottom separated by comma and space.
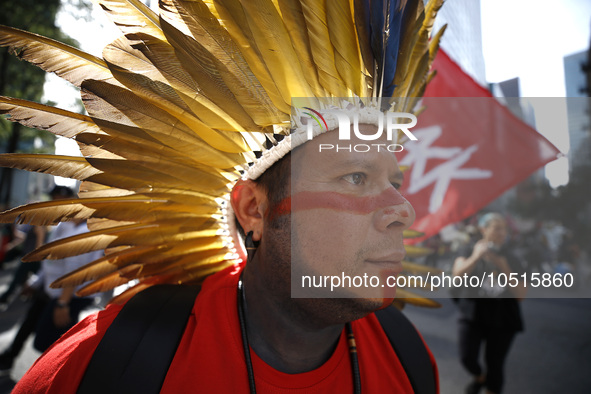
480, 0, 591, 187
45, 0, 591, 187
481, 0, 591, 97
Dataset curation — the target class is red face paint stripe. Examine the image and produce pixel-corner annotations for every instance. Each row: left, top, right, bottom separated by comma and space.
269, 196, 292, 221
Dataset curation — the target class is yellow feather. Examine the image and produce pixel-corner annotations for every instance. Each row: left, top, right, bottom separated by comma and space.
326, 0, 364, 96
0, 96, 101, 139
93, 0, 166, 40
395, 289, 441, 308
134, 248, 227, 276
276, 0, 325, 97
78, 182, 131, 196
105, 36, 251, 134
0, 200, 95, 226
55, 239, 225, 290
0, 154, 100, 180
0, 25, 113, 87
203, 0, 291, 114
82, 79, 248, 153
232, 0, 315, 100
168, 0, 286, 127
86, 218, 136, 231
86, 157, 230, 193
52, 244, 170, 288
298, 0, 348, 97
77, 143, 122, 160
158, 19, 260, 133
24, 220, 221, 262
0, 99, 114, 162
429, 25, 446, 65
422, 0, 445, 37
404, 245, 434, 258
103, 37, 197, 115
75, 133, 229, 178
407, 51, 429, 98
151, 258, 233, 284
393, 0, 443, 103
81, 80, 249, 164
84, 119, 236, 170
125, 33, 266, 133
403, 229, 424, 238
101, 247, 227, 291
0, 194, 218, 227
77, 271, 133, 298
78, 252, 232, 300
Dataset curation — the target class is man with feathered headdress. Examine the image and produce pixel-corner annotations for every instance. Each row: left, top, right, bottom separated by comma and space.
0, 0, 445, 392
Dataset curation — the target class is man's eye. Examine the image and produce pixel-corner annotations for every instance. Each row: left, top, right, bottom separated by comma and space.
343, 173, 365, 185
391, 182, 402, 190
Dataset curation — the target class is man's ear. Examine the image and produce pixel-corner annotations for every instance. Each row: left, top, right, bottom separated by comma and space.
231, 179, 267, 242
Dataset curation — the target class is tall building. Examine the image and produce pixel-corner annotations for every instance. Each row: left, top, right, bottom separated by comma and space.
564, 50, 591, 171
433, 0, 487, 86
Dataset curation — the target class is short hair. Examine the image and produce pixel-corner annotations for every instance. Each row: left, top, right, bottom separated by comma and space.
478, 212, 504, 228
255, 152, 291, 211
234, 152, 291, 239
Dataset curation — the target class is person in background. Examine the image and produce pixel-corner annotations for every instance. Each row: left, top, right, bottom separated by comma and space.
0, 186, 75, 310
0, 224, 46, 311
452, 212, 527, 394
0, 213, 103, 375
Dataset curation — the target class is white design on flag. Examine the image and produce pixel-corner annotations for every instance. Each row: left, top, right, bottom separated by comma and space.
400, 126, 493, 213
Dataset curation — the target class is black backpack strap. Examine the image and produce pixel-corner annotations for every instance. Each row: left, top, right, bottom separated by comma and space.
78, 284, 201, 394
375, 306, 437, 394
78, 285, 434, 393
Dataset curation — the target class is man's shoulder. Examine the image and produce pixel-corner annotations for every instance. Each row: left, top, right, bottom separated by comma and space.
193, 263, 242, 311
356, 308, 439, 394
13, 304, 123, 394
14, 266, 241, 393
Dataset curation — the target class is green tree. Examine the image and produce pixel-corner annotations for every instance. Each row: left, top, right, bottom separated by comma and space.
507, 164, 591, 254
0, 0, 81, 206
552, 164, 591, 249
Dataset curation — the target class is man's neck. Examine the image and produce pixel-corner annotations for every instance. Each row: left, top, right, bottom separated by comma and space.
241, 265, 344, 374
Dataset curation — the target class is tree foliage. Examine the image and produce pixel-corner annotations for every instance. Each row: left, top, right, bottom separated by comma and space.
0, 0, 79, 145
508, 164, 591, 253
0, 0, 86, 206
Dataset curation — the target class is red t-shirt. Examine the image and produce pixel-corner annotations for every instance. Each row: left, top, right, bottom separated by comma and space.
15, 265, 439, 393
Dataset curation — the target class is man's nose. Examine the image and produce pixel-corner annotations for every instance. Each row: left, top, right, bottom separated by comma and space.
373, 187, 415, 232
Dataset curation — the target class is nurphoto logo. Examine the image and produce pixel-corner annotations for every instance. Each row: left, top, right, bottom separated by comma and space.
302, 107, 418, 153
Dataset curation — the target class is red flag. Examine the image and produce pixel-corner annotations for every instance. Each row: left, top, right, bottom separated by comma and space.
399, 51, 560, 241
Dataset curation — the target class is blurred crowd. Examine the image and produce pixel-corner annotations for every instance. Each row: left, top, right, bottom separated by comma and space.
0, 186, 108, 379
417, 213, 591, 289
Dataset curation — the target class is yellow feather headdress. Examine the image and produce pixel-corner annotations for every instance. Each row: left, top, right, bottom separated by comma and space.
0, 0, 445, 306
